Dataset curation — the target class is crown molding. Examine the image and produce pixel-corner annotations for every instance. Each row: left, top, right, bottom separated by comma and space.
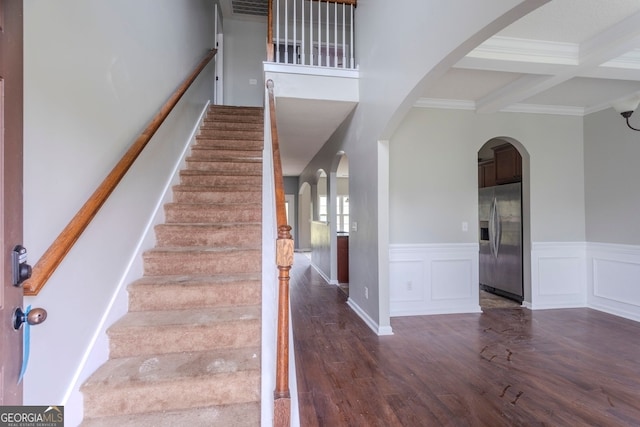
601, 48, 640, 70
500, 103, 585, 116
466, 36, 579, 65
413, 98, 475, 110
414, 98, 587, 116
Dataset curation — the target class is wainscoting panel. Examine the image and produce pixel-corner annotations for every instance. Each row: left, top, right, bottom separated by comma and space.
531, 242, 587, 309
390, 244, 480, 316
588, 243, 640, 322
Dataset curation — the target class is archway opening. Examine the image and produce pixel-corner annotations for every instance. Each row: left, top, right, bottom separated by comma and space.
477, 138, 531, 309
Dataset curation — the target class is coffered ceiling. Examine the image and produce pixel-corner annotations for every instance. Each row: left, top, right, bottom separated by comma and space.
420, 0, 640, 116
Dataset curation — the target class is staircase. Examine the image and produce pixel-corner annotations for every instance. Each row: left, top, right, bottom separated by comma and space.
80, 106, 264, 426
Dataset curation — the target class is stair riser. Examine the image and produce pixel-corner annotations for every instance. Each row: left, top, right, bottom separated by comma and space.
200, 122, 263, 131
164, 205, 261, 223
198, 129, 262, 140
204, 116, 263, 125
190, 148, 263, 159
155, 224, 261, 247
109, 320, 260, 358
82, 371, 260, 418
180, 173, 261, 187
173, 190, 261, 204
144, 250, 261, 276
128, 282, 261, 311
194, 139, 263, 151
185, 160, 262, 173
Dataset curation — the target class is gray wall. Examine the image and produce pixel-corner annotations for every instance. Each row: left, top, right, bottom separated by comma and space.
585, 108, 640, 244
223, 18, 267, 106
299, 0, 551, 331
390, 108, 585, 244
23, 0, 216, 420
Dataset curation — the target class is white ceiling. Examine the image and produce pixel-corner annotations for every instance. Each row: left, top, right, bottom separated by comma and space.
422, 0, 640, 116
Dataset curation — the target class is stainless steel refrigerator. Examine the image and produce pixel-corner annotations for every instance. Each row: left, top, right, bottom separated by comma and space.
478, 182, 523, 302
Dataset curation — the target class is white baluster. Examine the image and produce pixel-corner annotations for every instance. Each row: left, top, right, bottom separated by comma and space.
301, 0, 305, 65
325, 0, 329, 67
284, 0, 288, 63
293, 0, 297, 64
350, 4, 354, 69
276, 0, 280, 62
317, 0, 321, 66
334, 2, 338, 67
309, 0, 313, 66
342, 3, 346, 68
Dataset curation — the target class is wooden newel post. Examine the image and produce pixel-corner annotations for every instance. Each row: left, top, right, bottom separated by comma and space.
274, 224, 294, 426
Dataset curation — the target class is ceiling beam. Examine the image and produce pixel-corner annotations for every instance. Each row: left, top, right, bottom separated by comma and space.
474, 10, 640, 113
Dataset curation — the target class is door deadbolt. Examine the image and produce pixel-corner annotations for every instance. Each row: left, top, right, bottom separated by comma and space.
12, 245, 32, 287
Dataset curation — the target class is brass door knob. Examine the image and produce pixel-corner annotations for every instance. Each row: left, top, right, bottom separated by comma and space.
13, 307, 47, 330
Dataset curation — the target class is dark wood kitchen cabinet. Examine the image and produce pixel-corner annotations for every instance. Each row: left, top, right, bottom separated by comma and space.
478, 160, 495, 188
337, 235, 349, 284
492, 143, 521, 184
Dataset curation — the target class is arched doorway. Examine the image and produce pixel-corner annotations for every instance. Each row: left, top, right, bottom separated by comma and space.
478, 138, 531, 309
298, 182, 312, 252
332, 153, 350, 295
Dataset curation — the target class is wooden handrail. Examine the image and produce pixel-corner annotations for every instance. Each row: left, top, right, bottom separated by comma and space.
23, 49, 216, 296
267, 79, 294, 427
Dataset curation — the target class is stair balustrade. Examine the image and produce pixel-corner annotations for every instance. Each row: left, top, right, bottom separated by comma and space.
266, 79, 294, 427
23, 49, 216, 296
267, 0, 356, 69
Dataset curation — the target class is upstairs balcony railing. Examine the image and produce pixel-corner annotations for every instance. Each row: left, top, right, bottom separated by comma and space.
267, 0, 357, 69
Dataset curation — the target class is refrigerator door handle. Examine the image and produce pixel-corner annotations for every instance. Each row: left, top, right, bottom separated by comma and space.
489, 197, 497, 258
494, 199, 502, 256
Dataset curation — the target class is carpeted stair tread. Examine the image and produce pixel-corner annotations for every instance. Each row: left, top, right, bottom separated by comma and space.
81, 347, 260, 418
155, 222, 261, 247
193, 138, 264, 150
186, 153, 262, 162
143, 246, 261, 276
190, 147, 263, 158
164, 203, 261, 223
198, 129, 263, 139
172, 185, 261, 204
80, 402, 260, 427
128, 274, 261, 311
180, 169, 262, 178
179, 171, 261, 186
185, 159, 262, 173
201, 120, 263, 130
107, 306, 261, 358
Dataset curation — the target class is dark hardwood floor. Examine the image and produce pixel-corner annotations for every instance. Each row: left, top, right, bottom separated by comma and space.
290, 254, 640, 426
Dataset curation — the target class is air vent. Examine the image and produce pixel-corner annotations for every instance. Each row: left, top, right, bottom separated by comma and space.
232, 0, 269, 16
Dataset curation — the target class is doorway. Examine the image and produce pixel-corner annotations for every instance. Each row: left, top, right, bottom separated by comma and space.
333, 153, 349, 295
297, 182, 312, 252
478, 138, 530, 310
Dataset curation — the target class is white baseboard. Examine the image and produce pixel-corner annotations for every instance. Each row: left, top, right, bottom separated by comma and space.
347, 298, 394, 336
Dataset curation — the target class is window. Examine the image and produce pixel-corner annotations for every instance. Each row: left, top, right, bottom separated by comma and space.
337, 196, 349, 232
319, 196, 328, 222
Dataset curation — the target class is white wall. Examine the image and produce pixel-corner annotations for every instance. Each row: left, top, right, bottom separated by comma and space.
584, 108, 640, 244
23, 0, 215, 423
224, 18, 267, 106
583, 108, 640, 321
388, 107, 585, 315
298, 0, 546, 334
390, 108, 585, 244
